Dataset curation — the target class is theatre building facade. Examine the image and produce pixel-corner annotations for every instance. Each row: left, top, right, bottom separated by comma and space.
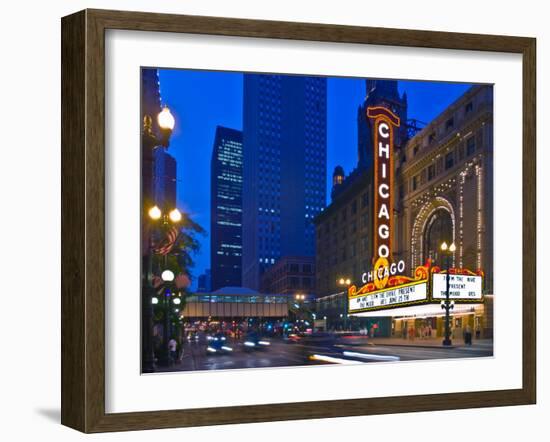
314, 83, 494, 339
393, 84, 493, 338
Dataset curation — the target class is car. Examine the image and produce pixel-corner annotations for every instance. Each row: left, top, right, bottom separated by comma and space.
206, 332, 233, 355
283, 333, 301, 344
298, 332, 337, 347
243, 331, 271, 351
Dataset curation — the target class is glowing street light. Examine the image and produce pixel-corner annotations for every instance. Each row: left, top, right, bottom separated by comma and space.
157, 106, 175, 131
161, 269, 175, 282
148, 205, 162, 220
157, 106, 175, 148
168, 208, 182, 223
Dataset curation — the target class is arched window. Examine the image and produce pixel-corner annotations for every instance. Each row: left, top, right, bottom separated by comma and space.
423, 209, 453, 266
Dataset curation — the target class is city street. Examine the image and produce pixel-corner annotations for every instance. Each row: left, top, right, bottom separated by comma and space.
158, 335, 494, 372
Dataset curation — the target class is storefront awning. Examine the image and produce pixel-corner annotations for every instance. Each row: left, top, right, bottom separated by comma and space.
351, 303, 484, 318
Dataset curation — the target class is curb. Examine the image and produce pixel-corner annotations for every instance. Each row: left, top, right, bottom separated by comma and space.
366, 342, 457, 349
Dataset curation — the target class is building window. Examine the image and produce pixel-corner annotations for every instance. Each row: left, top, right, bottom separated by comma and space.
399, 184, 404, 199
445, 117, 454, 131
445, 152, 454, 170
428, 132, 436, 144
303, 264, 312, 273
362, 192, 369, 208
362, 236, 368, 252
465, 101, 473, 114
466, 137, 475, 156
351, 199, 357, 215
401, 152, 407, 163
428, 164, 436, 181
289, 263, 299, 273
413, 145, 419, 156
412, 175, 418, 191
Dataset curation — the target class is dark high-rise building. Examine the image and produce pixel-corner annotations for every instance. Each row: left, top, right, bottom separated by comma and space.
357, 79, 408, 170
153, 149, 177, 210
197, 269, 212, 293
330, 79, 408, 203
141, 68, 162, 135
142, 68, 177, 211
210, 126, 243, 291
242, 74, 327, 290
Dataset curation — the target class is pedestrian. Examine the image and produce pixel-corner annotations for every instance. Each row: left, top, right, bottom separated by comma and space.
464, 325, 473, 345
168, 337, 178, 364
475, 325, 481, 340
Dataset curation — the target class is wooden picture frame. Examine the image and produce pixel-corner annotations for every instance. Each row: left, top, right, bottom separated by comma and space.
61, 8, 536, 433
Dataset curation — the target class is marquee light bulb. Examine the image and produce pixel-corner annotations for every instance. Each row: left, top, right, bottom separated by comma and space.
440, 241, 448, 251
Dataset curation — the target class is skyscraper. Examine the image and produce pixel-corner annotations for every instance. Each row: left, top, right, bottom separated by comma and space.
242, 74, 327, 290
210, 126, 244, 290
153, 148, 177, 210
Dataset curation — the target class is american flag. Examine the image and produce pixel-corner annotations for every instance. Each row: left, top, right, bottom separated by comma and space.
153, 226, 179, 256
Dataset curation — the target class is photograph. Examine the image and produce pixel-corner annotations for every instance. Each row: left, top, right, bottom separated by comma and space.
140, 67, 494, 374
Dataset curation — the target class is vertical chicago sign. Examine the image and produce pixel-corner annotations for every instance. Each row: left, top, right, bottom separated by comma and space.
347, 105, 430, 314
367, 106, 400, 269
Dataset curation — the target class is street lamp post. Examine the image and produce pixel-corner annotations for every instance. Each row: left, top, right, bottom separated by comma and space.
159, 269, 175, 366
440, 241, 456, 346
338, 277, 351, 331
141, 106, 176, 373
294, 294, 306, 329
147, 207, 183, 368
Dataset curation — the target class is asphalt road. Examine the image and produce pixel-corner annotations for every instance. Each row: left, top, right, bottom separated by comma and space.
158, 336, 493, 372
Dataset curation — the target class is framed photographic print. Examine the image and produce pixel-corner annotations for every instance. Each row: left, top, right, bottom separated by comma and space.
61, 9, 536, 433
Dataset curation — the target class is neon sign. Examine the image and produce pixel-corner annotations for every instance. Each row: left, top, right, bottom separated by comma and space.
367, 106, 401, 262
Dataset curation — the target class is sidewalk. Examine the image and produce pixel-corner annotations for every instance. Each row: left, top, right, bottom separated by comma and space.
365, 337, 493, 349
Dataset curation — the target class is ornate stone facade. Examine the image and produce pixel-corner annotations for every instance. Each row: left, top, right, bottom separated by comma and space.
395, 85, 493, 294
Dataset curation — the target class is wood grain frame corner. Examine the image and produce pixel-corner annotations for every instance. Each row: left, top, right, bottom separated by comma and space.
61, 8, 536, 433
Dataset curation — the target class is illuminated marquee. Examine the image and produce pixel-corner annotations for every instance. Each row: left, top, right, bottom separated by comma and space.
349, 262, 430, 314
431, 267, 484, 302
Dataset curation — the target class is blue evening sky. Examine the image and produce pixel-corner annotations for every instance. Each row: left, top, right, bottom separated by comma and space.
157, 69, 471, 287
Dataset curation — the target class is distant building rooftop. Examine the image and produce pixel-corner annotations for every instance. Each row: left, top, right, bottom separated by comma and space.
210, 286, 261, 296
